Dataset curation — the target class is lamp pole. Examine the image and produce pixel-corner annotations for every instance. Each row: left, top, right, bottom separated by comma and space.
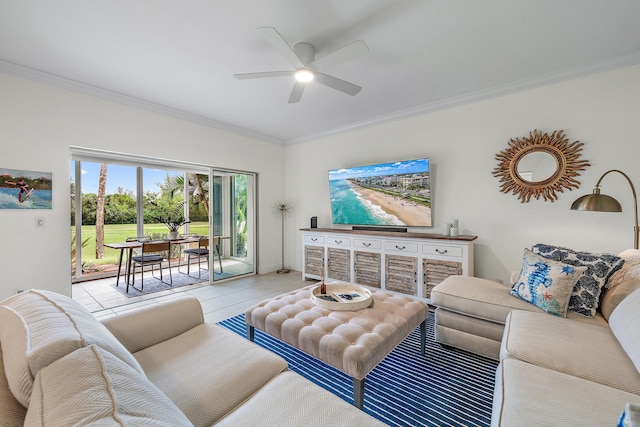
276, 203, 291, 274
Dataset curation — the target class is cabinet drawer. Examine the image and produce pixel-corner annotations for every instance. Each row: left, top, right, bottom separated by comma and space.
304, 235, 324, 244
327, 236, 351, 247
422, 244, 463, 258
384, 241, 418, 253
353, 238, 382, 250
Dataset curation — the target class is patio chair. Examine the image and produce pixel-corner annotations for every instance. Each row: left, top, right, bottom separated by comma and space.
213, 236, 223, 273
179, 236, 223, 278
179, 236, 209, 278
129, 240, 172, 292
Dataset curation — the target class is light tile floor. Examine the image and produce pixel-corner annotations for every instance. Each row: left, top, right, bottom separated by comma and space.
78, 270, 309, 323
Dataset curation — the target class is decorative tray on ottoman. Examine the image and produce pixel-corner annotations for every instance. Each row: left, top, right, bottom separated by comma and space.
311, 282, 373, 311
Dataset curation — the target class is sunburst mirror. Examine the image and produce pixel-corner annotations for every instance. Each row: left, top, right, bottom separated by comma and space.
493, 129, 590, 203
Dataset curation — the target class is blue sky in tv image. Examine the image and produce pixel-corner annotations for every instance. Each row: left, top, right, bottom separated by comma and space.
328, 158, 432, 227
328, 158, 429, 181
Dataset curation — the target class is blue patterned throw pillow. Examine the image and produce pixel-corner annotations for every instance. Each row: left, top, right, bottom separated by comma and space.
532, 243, 625, 317
511, 249, 587, 317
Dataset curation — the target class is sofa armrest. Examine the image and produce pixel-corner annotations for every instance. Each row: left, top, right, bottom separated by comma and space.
101, 296, 204, 354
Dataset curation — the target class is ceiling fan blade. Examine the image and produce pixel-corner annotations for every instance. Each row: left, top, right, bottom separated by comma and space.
310, 40, 369, 70
314, 72, 362, 96
288, 82, 305, 103
234, 70, 294, 80
257, 27, 305, 68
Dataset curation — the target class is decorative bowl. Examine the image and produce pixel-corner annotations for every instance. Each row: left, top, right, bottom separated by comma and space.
311, 282, 373, 311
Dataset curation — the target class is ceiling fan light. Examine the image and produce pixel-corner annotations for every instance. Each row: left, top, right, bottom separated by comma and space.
294, 69, 314, 83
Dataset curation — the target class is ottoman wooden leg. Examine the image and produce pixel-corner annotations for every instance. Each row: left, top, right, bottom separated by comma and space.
420, 319, 427, 357
246, 325, 255, 342
353, 377, 365, 409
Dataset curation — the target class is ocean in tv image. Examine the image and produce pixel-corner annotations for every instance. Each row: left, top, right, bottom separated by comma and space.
328, 158, 432, 227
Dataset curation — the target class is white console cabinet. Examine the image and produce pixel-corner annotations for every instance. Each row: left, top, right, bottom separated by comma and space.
301, 228, 477, 301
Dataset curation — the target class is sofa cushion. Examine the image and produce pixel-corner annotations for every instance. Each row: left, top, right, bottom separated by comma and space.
24, 345, 191, 426
0, 343, 27, 426
216, 371, 387, 426
501, 310, 640, 395
133, 323, 288, 427
493, 358, 640, 427
0, 289, 143, 406
510, 248, 586, 317
610, 288, 640, 374
532, 243, 624, 317
432, 276, 542, 324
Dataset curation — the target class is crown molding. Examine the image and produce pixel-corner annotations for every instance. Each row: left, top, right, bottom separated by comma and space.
0, 59, 285, 145
286, 50, 640, 145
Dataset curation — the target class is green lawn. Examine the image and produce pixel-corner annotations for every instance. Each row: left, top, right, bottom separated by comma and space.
72, 222, 209, 266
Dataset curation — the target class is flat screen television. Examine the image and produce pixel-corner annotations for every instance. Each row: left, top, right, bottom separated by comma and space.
328, 158, 432, 227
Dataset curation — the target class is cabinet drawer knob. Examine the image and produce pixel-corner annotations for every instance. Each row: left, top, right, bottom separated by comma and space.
362, 242, 371, 247
436, 249, 448, 254
335, 240, 342, 244
311, 237, 318, 241
396, 245, 405, 250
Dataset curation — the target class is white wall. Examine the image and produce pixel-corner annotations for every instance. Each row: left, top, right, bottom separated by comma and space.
2, 64, 638, 301
285, 65, 640, 283
0, 73, 286, 299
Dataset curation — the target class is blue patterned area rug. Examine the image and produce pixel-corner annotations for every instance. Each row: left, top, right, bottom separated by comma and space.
218, 312, 498, 427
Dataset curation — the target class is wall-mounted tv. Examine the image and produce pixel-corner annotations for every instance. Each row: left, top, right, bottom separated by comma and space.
328, 158, 431, 227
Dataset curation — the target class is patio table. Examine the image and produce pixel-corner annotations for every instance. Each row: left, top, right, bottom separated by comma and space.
105, 236, 230, 287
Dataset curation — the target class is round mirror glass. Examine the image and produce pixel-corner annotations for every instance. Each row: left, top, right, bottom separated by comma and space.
517, 151, 557, 182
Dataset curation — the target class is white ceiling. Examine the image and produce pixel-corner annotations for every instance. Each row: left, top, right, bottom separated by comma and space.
1, 0, 640, 145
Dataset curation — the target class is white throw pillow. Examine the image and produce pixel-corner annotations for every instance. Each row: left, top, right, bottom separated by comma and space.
610, 288, 640, 374
0, 289, 143, 406
24, 345, 192, 426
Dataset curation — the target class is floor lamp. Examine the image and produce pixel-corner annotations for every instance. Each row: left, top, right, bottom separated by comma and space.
570, 169, 639, 249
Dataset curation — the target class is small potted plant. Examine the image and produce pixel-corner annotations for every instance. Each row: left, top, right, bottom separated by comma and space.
151, 201, 190, 239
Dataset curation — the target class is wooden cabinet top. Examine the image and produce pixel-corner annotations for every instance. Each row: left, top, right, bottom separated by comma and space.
300, 228, 477, 242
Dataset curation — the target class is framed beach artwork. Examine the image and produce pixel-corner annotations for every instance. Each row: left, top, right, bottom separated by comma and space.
0, 168, 53, 209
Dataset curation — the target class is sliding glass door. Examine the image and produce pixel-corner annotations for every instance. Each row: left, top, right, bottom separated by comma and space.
71, 161, 139, 279
208, 169, 255, 279
70, 155, 256, 284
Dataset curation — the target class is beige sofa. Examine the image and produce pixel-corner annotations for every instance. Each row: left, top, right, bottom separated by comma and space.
0, 289, 386, 426
432, 249, 640, 426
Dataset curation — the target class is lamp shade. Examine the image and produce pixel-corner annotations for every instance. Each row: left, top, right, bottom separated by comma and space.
570, 169, 638, 249
570, 193, 622, 212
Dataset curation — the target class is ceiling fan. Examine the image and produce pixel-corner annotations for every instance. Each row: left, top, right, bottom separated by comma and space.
234, 27, 369, 103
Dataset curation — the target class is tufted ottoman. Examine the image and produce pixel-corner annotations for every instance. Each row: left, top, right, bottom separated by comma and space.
245, 284, 429, 409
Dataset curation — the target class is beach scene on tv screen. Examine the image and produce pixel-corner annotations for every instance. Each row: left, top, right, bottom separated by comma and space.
328, 158, 431, 227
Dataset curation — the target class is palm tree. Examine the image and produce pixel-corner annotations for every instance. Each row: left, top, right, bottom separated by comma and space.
95, 163, 107, 259
174, 173, 210, 216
